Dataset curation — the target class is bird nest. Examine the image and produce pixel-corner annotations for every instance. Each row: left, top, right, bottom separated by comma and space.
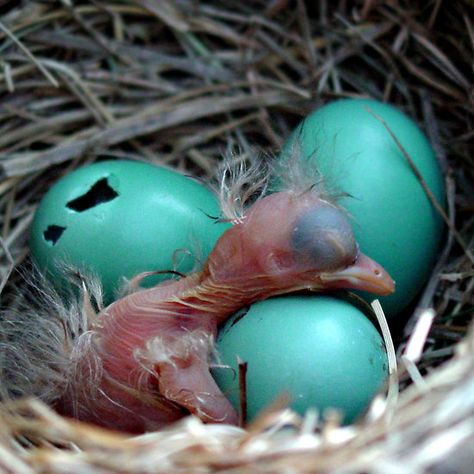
0, 1, 472, 472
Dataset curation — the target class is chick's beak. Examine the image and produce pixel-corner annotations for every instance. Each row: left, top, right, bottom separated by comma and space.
319, 253, 395, 296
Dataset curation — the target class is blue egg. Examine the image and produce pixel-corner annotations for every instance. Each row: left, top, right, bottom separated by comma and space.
213, 295, 388, 424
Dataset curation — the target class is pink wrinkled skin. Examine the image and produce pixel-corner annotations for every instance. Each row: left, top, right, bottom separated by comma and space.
58, 191, 394, 433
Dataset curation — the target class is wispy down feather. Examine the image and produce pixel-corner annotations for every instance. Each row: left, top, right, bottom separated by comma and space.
215, 143, 348, 224
0, 266, 103, 406
215, 149, 271, 223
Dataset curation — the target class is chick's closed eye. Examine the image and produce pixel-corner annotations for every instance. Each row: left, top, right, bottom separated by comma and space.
291, 204, 357, 271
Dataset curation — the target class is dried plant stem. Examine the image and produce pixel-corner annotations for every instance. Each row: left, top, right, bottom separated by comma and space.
367, 107, 474, 264
0, 21, 59, 88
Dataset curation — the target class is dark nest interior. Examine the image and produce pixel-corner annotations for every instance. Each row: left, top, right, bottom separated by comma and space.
0, 1, 472, 473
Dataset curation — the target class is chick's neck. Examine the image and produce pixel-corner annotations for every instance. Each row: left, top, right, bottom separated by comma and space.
175, 227, 302, 326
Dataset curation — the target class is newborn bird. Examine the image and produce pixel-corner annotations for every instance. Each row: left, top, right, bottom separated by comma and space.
0, 157, 394, 433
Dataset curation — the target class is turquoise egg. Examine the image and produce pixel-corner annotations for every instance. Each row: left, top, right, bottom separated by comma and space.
30, 160, 228, 301
281, 99, 445, 316
213, 295, 388, 425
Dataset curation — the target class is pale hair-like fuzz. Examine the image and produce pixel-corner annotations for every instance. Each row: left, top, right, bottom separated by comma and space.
0, 265, 104, 407
215, 145, 347, 224
135, 329, 215, 373
275, 133, 348, 201
216, 149, 271, 223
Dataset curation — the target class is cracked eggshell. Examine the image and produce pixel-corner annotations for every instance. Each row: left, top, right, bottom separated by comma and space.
30, 160, 228, 302
213, 295, 389, 425
281, 99, 446, 317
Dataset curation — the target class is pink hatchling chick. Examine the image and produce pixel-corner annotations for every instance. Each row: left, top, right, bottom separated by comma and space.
0, 158, 394, 433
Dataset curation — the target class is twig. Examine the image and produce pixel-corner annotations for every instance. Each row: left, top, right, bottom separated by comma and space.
0, 91, 296, 177
2, 61, 14, 92
61, 0, 135, 67
0, 20, 58, 87
366, 106, 474, 264
0, 236, 14, 295
238, 358, 248, 427
404, 172, 456, 336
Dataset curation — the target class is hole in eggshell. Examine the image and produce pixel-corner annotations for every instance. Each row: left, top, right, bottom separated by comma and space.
44, 225, 66, 245
66, 178, 118, 212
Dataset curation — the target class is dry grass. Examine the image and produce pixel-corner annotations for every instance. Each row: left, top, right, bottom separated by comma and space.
0, 0, 472, 472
